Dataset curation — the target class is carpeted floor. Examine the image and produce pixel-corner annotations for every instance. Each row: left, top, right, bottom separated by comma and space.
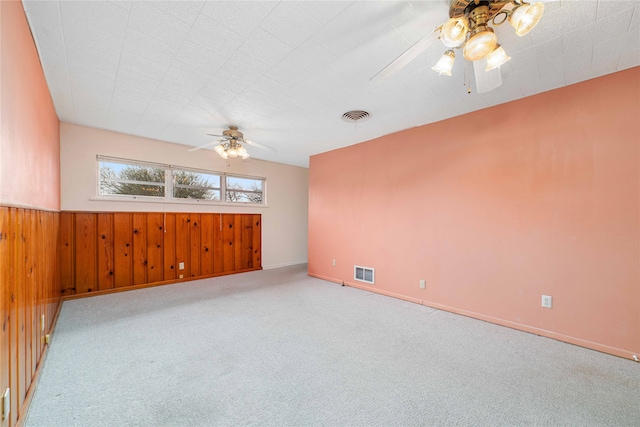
26, 264, 639, 426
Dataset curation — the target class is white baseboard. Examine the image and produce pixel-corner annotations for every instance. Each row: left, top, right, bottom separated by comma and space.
262, 261, 308, 270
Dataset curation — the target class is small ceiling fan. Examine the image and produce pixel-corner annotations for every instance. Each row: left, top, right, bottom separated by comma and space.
371, 0, 554, 93
188, 126, 277, 160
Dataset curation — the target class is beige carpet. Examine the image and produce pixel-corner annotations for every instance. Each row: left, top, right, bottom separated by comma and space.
27, 264, 640, 426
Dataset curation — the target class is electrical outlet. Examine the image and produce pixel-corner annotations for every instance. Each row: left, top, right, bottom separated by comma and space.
332, 259, 336, 267
179, 262, 184, 270
542, 295, 553, 308
419, 279, 426, 289
2, 388, 9, 420
179, 274, 184, 279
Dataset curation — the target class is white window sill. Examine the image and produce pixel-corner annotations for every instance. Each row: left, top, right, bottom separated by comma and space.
90, 196, 268, 208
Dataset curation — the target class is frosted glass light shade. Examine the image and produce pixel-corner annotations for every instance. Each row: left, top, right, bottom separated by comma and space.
432, 50, 455, 76
214, 144, 228, 159
510, 3, 544, 36
213, 141, 249, 160
441, 18, 468, 48
238, 145, 250, 159
485, 44, 511, 70
463, 28, 497, 61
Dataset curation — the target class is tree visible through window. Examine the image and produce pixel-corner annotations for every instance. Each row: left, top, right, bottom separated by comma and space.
226, 176, 263, 203
98, 157, 265, 204
100, 163, 165, 197
173, 169, 220, 201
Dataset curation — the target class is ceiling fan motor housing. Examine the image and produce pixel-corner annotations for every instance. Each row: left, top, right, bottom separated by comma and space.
449, 0, 509, 20
222, 125, 244, 140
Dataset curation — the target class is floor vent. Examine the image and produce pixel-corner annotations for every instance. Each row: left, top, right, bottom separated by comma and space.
354, 265, 374, 284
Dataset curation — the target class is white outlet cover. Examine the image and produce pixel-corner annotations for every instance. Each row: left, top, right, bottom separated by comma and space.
419, 279, 426, 289
542, 295, 553, 308
179, 262, 184, 270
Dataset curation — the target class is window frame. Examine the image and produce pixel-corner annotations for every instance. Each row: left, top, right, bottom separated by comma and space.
225, 175, 265, 204
97, 157, 167, 200
171, 166, 223, 202
96, 156, 266, 206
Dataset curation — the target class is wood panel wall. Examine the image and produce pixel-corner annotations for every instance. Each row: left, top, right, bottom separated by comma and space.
0, 207, 61, 427
59, 212, 262, 296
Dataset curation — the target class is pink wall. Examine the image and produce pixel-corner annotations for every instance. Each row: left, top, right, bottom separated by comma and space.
1, 0, 60, 210
309, 67, 639, 360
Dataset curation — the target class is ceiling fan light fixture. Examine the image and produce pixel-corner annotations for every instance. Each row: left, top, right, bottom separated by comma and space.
370, 0, 550, 94
238, 145, 250, 159
227, 144, 239, 158
432, 50, 455, 76
214, 143, 228, 159
440, 17, 468, 48
463, 25, 497, 61
509, 2, 544, 36
198, 126, 273, 159
485, 44, 511, 70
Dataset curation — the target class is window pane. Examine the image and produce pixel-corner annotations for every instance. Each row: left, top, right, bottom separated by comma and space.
226, 176, 264, 204
99, 161, 165, 197
173, 169, 221, 200
226, 176, 262, 191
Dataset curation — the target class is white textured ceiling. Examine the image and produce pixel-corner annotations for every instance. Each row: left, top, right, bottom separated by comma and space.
23, 0, 640, 167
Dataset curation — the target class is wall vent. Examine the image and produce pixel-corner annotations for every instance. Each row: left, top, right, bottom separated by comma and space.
354, 265, 375, 284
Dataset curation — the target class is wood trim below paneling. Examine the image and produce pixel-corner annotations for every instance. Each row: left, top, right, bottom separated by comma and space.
61, 267, 261, 301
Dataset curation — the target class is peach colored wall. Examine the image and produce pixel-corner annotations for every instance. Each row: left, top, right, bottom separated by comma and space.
0, 0, 60, 210
309, 67, 639, 360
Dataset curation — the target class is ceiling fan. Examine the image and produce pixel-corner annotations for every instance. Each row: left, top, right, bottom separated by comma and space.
188, 126, 277, 160
371, 0, 554, 93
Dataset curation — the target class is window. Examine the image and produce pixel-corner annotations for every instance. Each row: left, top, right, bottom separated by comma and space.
173, 169, 221, 201
99, 159, 165, 198
226, 176, 263, 203
97, 156, 265, 205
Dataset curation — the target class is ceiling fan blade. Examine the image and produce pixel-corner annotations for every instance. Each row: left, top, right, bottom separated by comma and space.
370, 29, 440, 85
187, 141, 218, 152
244, 139, 277, 153
206, 134, 226, 138
473, 59, 502, 94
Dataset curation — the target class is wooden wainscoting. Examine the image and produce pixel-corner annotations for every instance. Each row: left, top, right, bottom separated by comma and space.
0, 206, 61, 427
59, 212, 262, 297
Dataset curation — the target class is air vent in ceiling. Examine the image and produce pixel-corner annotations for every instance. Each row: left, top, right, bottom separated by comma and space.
354, 265, 375, 285
342, 110, 370, 123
